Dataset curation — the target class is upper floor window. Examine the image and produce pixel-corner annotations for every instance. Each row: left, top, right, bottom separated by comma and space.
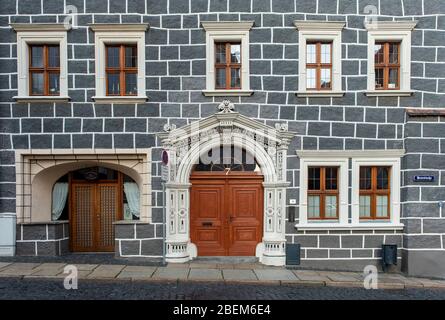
11, 23, 70, 102
105, 45, 138, 96
365, 21, 417, 97
374, 42, 400, 90
202, 21, 253, 96
359, 166, 391, 220
294, 21, 345, 97
307, 166, 339, 220
90, 23, 148, 104
29, 45, 60, 96
306, 42, 332, 91
215, 42, 241, 90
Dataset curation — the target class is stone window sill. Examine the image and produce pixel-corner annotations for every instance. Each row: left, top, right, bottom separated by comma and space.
13, 96, 71, 103
92, 96, 148, 104
295, 223, 404, 231
296, 91, 345, 98
365, 90, 414, 97
202, 90, 254, 97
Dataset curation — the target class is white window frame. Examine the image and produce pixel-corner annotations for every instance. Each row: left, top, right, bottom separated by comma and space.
201, 21, 254, 97
365, 21, 417, 97
294, 21, 345, 97
90, 24, 149, 104
11, 24, 70, 102
296, 151, 404, 231
298, 156, 349, 227
351, 157, 402, 227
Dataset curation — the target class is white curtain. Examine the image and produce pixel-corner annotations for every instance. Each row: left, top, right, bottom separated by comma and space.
124, 182, 140, 218
52, 182, 68, 221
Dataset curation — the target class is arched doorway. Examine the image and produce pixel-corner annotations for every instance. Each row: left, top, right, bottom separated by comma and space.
53, 166, 140, 252
190, 147, 263, 256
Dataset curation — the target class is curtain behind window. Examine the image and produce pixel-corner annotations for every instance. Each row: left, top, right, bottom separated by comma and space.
52, 182, 68, 221
123, 182, 140, 218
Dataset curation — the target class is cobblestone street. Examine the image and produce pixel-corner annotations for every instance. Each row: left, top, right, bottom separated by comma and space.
1, 277, 445, 300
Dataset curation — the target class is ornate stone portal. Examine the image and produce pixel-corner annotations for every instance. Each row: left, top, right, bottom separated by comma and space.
158, 101, 294, 266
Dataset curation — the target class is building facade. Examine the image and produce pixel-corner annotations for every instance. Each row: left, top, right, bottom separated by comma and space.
0, 0, 444, 278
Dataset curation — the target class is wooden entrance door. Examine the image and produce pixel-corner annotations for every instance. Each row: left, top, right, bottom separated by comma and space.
70, 182, 120, 252
190, 173, 263, 256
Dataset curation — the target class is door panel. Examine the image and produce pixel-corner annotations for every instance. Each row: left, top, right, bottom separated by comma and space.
190, 183, 225, 256
228, 183, 263, 256
190, 175, 263, 256
71, 184, 95, 252
70, 182, 120, 252
97, 184, 119, 251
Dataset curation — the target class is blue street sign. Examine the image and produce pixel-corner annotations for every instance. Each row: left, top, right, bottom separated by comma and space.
414, 175, 435, 182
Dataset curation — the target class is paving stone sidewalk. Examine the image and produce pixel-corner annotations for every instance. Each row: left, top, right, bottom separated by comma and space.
1, 261, 445, 290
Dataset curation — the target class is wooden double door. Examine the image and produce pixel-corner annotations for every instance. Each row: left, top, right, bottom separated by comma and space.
70, 182, 121, 252
190, 173, 263, 256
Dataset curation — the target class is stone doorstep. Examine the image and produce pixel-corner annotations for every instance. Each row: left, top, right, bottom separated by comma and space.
151, 267, 189, 280
86, 265, 126, 279
222, 269, 258, 281
253, 269, 298, 281
188, 268, 223, 280
0, 262, 12, 271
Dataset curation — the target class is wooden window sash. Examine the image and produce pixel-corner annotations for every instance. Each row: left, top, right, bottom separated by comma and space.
307, 167, 339, 220
306, 42, 333, 91
214, 42, 242, 90
359, 166, 391, 220
29, 44, 60, 96
375, 42, 400, 90
105, 45, 138, 96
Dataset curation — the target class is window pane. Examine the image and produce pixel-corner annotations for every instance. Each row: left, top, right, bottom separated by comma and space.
48, 46, 60, 68
125, 46, 137, 68
360, 167, 372, 190
306, 44, 316, 64
107, 73, 120, 95
125, 73, 137, 95
325, 195, 337, 218
308, 167, 321, 190
31, 73, 44, 94
376, 195, 389, 217
321, 43, 331, 64
308, 196, 320, 218
325, 167, 338, 190
320, 68, 331, 89
230, 68, 241, 88
215, 43, 226, 64
388, 68, 399, 89
389, 43, 399, 64
375, 68, 384, 89
230, 44, 241, 63
107, 46, 120, 68
49, 73, 60, 95
359, 195, 371, 218
31, 46, 43, 67
374, 44, 384, 64
215, 68, 226, 88
306, 68, 316, 89
377, 167, 389, 189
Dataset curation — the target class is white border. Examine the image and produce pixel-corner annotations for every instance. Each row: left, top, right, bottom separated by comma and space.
365, 21, 417, 96
298, 157, 349, 226
90, 24, 148, 103
351, 157, 402, 227
12, 24, 69, 101
201, 21, 254, 96
294, 21, 345, 97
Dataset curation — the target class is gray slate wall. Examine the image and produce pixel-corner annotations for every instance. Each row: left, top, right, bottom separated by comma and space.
0, 0, 444, 271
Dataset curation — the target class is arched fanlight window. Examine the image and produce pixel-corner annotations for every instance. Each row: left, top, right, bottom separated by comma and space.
193, 146, 260, 172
